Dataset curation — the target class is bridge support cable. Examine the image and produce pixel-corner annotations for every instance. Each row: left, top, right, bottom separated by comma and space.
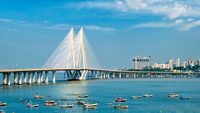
43, 27, 100, 80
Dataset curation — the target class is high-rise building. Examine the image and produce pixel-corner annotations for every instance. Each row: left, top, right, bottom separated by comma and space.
183, 61, 187, 68
168, 59, 174, 69
133, 56, 151, 70
186, 59, 195, 66
176, 58, 181, 67
198, 59, 200, 66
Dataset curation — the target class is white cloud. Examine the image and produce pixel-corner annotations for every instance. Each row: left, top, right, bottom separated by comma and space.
132, 21, 179, 28
0, 18, 12, 22
66, 0, 200, 31
132, 19, 200, 31
45, 24, 69, 30
0, 17, 115, 32
47, 24, 115, 31
84, 25, 115, 31
46, 24, 115, 31
125, 0, 147, 10
68, 0, 200, 20
179, 20, 200, 31
0, 17, 116, 31
187, 18, 194, 22
0, 17, 36, 27
67, 1, 127, 12
175, 19, 184, 24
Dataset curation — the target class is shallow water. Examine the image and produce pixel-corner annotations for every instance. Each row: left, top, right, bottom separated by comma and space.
0, 78, 200, 113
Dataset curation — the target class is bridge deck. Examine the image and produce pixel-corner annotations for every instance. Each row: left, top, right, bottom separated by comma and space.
0, 68, 199, 74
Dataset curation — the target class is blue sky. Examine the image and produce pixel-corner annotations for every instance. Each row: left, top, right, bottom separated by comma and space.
0, 0, 200, 69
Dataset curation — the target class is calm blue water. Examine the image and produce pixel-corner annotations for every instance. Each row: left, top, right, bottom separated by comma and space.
0, 78, 200, 113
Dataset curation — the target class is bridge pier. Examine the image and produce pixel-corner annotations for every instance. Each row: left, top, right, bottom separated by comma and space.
133, 74, 136, 78
45, 71, 48, 83
103, 72, 106, 79
119, 73, 122, 78
40, 72, 43, 83
107, 73, 110, 79
112, 73, 115, 78
37, 72, 41, 84
3, 73, 7, 85
94, 71, 98, 79
52, 71, 56, 83
14, 72, 18, 84
126, 74, 129, 78
99, 72, 102, 79
28, 72, 32, 84
23, 72, 27, 84
7, 73, 11, 85
18, 72, 23, 85
32, 72, 35, 83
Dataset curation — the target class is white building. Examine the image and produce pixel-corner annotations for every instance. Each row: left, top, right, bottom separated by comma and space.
186, 59, 196, 66
153, 59, 173, 70
176, 58, 181, 67
168, 59, 174, 69
133, 56, 151, 70
153, 63, 170, 69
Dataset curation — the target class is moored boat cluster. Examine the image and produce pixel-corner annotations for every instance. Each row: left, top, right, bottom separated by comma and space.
0, 92, 192, 112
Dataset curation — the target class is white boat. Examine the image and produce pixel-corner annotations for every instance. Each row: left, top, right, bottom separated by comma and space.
168, 93, 179, 98
143, 94, 153, 97
0, 102, 7, 106
44, 100, 57, 106
44, 100, 56, 103
84, 103, 98, 106
131, 96, 142, 99
114, 105, 128, 109
115, 97, 127, 102
60, 103, 73, 108
34, 93, 45, 99
27, 101, 39, 108
83, 104, 97, 109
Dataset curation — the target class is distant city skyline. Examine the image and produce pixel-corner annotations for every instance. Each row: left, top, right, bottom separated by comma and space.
0, 0, 200, 69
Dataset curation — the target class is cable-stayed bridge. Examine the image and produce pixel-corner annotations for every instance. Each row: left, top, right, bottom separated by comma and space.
43, 27, 100, 80
0, 28, 200, 86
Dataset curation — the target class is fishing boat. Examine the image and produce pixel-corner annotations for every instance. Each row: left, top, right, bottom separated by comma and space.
44, 100, 57, 106
83, 95, 89, 98
76, 98, 83, 101
83, 104, 97, 109
59, 103, 73, 108
168, 93, 179, 98
114, 105, 128, 109
143, 93, 153, 97
26, 101, 39, 108
77, 95, 89, 98
84, 103, 98, 106
34, 93, 44, 99
60, 98, 67, 101
131, 96, 142, 99
0, 102, 7, 106
180, 96, 191, 100
115, 97, 127, 102
77, 100, 85, 105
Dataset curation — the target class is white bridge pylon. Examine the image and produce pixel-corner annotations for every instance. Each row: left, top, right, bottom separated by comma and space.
43, 27, 100, 80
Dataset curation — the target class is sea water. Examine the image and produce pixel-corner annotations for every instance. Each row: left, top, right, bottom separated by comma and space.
0, 78, 200, 113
